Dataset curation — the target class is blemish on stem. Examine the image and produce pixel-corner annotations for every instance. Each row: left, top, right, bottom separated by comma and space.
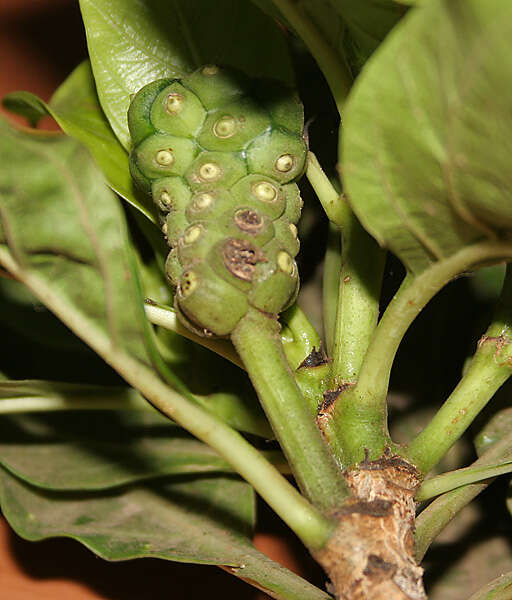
298, 345, 329, 368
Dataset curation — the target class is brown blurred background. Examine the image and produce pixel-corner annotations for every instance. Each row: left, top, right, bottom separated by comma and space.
0, 1, 323, 597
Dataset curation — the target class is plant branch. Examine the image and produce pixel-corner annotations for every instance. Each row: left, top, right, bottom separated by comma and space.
337, 243, 512, 465
415, 429, 512, 561
231, 308, 348, 512
406, 263, 512, 474
416, 459, 512, 502
318, 215, 386, 465
322, 224, 341, 355
271, 0, 352, 116
144, 301, 243, 367
329, 213, 385, 386
0, 386, 150, 413
306, 152, 349, 227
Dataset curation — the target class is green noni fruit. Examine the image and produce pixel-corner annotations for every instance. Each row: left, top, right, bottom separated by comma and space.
128, 65, 307, 337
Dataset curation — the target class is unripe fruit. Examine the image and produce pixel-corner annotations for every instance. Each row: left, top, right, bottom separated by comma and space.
128, 65, 307, 337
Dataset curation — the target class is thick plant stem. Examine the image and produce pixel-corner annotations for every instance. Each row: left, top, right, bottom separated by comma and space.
271, 0, 352, 116
314, 453, 426, 599
231, 308, 348, 512
406, 263, 512, 474
323, 224, 341, 355
329, 214, 385, 386
415, 430, 512, 561
335, 243, 512, 465
318, 215, 386, 466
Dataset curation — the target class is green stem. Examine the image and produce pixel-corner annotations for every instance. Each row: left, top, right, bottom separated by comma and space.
146, 300, 321, 373
416, 459, 512, 502
406, 263, 512, 473
271, 0, 352, 116
318, 214, 385, 465
231, 308, 347, 512
280, 303, 322, 369
0, 384, 151, 413
406, 342, 512, 474
306, 153, 350, 227
144, 301, 243, 368
323, 224, 341, 355
415, 429, 512, 561
340, 243, 512, 464
329, 214, 385, 385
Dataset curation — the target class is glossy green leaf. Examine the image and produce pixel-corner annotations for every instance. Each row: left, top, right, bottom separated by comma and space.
0, 410, 236, 490
342, 0, 512, 275
79, 0, 294, 149
0, 468, 329, 600
2, 61, 156, 223
467, 571, 512, 600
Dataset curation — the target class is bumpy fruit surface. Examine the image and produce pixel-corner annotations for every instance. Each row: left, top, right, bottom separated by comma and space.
129, 65, 307, 337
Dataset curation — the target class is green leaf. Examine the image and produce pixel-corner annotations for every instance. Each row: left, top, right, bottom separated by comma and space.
327, 0, 407, 71
0, 410, 236, 491
0, 468, 330, 600
1, 91, 48, 127
467, 572, 512, 600
79, 0, 294, 149
254, 0, 405, 73
0, 466, 254, 561
475, 408, 512, 457
342, 0, 512, 275
2, 61, 156, 223
0, 118, 152, 368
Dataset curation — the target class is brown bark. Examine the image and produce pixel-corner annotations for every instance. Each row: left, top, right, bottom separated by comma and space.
314, 451, 426, 600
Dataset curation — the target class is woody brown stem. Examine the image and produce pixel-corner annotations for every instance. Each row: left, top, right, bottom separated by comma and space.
313, 451, 426, 600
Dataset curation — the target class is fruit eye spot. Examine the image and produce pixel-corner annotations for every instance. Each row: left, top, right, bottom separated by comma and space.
193, 192, 214, 210
183, 224, 203, 245
275, 154, 295, 173
234, 209, 263, 234
198, 162, 222, 182
155, 149, 174, 166
180, 270, 199, 296
213, 116, 237, 138
277, 251, 294, 274
252, 181, 278, 202
202, 65, 219, 76
160, 191, 172, 207
166, 93, 184, 115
